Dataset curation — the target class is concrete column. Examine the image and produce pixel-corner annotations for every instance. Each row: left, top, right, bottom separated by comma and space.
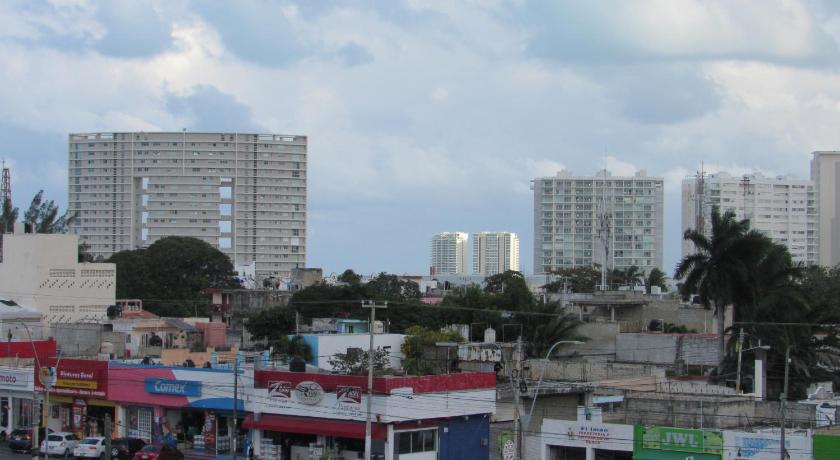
585, 447, 594, 460
8, 396, 15, 433
385, 424, 394, 460
252, 429, 262, 457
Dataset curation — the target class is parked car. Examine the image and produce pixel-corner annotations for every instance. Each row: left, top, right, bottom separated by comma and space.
133, 444, 184, 460
8, 428, 34, 453
40, 432, 80, 458
111, 438, 146, 460
74, 437, 107, 459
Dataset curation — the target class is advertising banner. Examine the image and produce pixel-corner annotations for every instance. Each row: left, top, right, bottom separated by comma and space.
634, 426, 722, 460
723, 431, 811, 460
541, 419, 633, 453
36, 359, 109, 398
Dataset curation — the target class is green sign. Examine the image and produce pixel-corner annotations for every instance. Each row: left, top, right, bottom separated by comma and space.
635, 426, 722, 456
814, 434, 840, 460
497, 430, 515, 460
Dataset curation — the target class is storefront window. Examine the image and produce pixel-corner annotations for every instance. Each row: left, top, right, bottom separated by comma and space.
126, 407, 153, 443
1, 397, 8, 427
397, 429, 436, 454
15, 399, 31, 428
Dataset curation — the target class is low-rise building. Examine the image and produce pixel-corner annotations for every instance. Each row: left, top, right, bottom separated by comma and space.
0, 228, 115, 323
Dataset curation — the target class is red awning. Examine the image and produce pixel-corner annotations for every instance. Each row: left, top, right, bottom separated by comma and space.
243, 414, 387, 440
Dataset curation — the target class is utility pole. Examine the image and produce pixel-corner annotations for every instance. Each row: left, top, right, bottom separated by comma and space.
363, 301, 387, 460
513, 335, 523, 460
735, 328, 745, 393
232, 354, 239, 460
104, 413, 112, 460
780, 345, 790, 460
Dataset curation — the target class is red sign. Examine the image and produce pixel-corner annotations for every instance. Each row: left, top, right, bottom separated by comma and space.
268, 381, 292, 399
35, 359, 109, 398
336, 386, 362, 405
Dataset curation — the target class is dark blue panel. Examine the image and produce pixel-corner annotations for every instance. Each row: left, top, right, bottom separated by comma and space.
438, 414, 491, 460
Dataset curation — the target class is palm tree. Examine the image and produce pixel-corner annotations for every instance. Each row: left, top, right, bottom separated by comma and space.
674, 206, 771, 371
645, 268, 668, 293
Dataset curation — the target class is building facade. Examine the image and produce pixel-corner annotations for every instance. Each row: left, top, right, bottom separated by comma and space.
532, 170, 664, 275
68, 132, 307, 280
812, 151, 840, 267
430, 232, 468, 275
681, 172, 818, 265
471, 232, 520, 276
0, 230, 115, 323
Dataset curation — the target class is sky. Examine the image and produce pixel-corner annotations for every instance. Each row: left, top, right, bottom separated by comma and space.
2, 0, 840, 277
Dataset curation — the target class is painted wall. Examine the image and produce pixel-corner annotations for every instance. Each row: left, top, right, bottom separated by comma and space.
108, 364, 243, 411
437, 416, 490, 460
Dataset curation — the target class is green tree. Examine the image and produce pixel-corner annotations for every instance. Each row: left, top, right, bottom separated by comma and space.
645, 268, 668, 294
519, 301, 585, 357
401, 326, 464, 375
246, 306, 297, 345
78, 242, 94, 263
544, 266, 600, 293
675, 206, 771, 371
23, 190, 76, 233
0, 197, 17, 233
337, 269, 362, 286
108, 236, 237, 316
484, 270, 536, 311
328, 347, 390, 375
364, 273, 421, 301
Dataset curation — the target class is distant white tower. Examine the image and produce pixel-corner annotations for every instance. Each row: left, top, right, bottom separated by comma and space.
472, 232, 520, 276
430, 232, 469, 275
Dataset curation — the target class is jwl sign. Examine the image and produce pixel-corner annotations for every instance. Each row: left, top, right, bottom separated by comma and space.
637, 426, 723, 455
144, 378, 201, 397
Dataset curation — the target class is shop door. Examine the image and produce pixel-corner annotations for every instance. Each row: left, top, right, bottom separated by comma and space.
549, 446, 586, 460
594, 449, 632, 460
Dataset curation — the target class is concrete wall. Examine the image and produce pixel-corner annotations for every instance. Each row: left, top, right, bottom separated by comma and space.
616, 333, 719, 366
525, 357, 665, 382
0, 233, 115, 322
52, 323, 103, 356
311, 333, 406, 371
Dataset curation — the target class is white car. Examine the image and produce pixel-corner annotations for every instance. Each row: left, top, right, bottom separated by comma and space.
73, 437, 107, 459
40, 432, 80, 458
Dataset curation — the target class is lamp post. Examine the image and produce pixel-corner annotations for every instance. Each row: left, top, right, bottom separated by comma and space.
526, 340, 583, 430
780, 345, 791, 460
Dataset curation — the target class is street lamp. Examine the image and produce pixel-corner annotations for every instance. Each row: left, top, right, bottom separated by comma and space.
526, 340, 583, 430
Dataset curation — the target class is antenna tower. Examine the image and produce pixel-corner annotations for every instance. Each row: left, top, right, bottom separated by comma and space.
0, 161, 9, 207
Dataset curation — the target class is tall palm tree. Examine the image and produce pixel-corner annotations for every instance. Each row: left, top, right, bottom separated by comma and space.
645, 268, 668, 293
675, 206, 771, 371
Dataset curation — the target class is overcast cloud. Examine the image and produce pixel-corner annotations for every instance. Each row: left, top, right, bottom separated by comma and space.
2, 0, 840, 276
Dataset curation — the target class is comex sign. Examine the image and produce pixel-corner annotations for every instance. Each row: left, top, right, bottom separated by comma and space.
144, 378, 201, 397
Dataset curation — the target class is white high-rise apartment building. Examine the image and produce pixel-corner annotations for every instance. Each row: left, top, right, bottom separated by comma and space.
68, 132, 307, 280
533, 169, 664, 275
681, 172, 818, 265
472, 232, 520, 276
812, 151, 840, 267
430, 232, 469, 275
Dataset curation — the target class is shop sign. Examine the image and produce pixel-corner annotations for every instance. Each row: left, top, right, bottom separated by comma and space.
497, 431, 515, 460
336, 386, 362, 404
639, 426, 723, 455
724, 431, 811, 460
542, 419, 633, 453
268, 381, 292, 399
43, 360, 109, 398
0, 368, 30, 387
295, 381, 324, 405
144, 378, 201, 397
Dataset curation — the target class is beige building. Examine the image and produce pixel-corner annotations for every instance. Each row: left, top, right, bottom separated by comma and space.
430, 232, 469, 275
471, 231, 520, 275
681, 172, 818, 265
812, 151, 840, 267
0, 228, 116, 323
68, 132, 307, 280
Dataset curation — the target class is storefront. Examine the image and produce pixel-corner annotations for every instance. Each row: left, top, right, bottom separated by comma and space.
634, 426, 723, 460
35, 359, 115, 439
108, 363, 244, 455
540, 409, 633, 460
813, 433, 840, 460
246, 369, 496, 460
723, 430, 811, 460
0, 366, 35, 439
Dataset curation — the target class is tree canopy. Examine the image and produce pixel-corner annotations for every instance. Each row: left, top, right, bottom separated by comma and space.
108, 236, 237, 316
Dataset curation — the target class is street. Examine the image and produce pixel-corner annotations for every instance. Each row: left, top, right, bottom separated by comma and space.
1, 444, 36, 459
